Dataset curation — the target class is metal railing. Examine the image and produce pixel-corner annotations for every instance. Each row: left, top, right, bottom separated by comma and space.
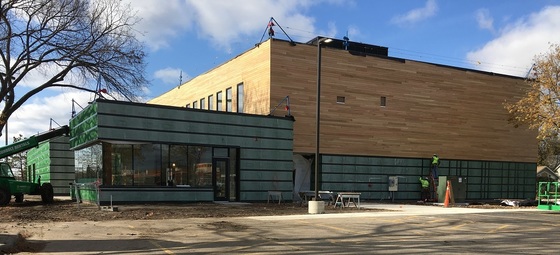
70, 181, 100, 208
537, 182, 560, 211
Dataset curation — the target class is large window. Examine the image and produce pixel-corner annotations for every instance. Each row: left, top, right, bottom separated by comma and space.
237, 83, 244, 113
208, 95, 214, 110
187, 146, 212, 187
92, 143, 230, 188
169, 145, 188, 186
226, 87, 232, 112
133, 144, 162, 186
200, 98, 206, 110
74, 144, 103, 182
217, 91, 223, 111
111, 144, 134, 185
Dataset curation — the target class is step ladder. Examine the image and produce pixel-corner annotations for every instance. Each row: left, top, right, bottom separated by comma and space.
428, 167, 438, 202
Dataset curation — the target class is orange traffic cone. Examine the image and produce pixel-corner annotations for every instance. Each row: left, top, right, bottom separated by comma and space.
443, 180, 450, 208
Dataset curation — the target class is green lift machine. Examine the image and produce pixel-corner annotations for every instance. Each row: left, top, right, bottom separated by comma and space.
0, 125, 69, 206
537, 182, 560, 211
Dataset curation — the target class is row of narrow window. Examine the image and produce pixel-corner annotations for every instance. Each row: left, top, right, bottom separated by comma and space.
186, 83, 244, 113
185, 84, 385, 112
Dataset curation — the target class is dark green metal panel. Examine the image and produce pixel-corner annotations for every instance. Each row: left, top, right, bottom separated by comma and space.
27, 136, 75, 195
71, 100, 294, 202
321, 154, 536, 201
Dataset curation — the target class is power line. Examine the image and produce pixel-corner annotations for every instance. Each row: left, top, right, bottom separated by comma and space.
279, 26, 532, 76
389, 47, 531, 75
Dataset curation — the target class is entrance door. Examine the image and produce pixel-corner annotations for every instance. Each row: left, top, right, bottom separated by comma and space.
213, 159, 228, 201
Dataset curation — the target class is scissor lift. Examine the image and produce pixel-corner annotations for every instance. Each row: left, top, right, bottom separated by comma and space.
537, 182, 560, 211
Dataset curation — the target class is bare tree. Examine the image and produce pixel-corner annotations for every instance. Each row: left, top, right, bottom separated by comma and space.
7, 133, 26, 180
0, 0, 148, 138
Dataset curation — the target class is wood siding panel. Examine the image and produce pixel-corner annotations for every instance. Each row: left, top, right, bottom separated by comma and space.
150, 38, 536, 163
148, 42, 272, 115
269, 40, 536, 162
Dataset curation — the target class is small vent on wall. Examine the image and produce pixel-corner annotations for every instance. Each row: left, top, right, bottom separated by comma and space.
337, 96, 346, 104
380, 96, 386, 107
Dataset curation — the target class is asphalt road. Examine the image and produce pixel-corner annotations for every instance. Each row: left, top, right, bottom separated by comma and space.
2, 204, 559, 254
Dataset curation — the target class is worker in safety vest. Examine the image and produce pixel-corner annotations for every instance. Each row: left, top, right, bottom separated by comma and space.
431, 154, 440, 179
419, 177, 430, 201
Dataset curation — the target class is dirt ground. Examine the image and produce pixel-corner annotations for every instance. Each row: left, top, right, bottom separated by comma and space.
0, 196, 380, 223
0, 196, 538, 254
0, 196, 536, 223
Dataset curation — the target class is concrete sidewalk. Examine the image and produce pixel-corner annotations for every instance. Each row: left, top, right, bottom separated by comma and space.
0, 202, 544, 254
248, 202, 539, 220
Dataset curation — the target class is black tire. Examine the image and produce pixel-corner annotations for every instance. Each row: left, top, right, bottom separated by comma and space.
15, 194, 24, 203
0, 188, 11, 206
41, 183, 54, 204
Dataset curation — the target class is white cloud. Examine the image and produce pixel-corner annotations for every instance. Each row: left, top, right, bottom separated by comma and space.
323, 22, 338, 38
126, 0, 322, 52
127, 0, 194, 51
4, 64, 96, 141
186, 0, 317, 51
391, 0, 438, 26
7, 90, 93, 141
347, 26, 361, 39
154, 67, 185, 86
475, 8, 494, 32
466, 6, 560, 77
17, 62, 86, 89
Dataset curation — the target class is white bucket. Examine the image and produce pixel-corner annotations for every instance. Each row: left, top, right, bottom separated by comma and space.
308, 200, 325, 214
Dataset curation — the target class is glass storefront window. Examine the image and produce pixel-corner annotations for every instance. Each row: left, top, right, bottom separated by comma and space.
90, 143, 235, 189
188, 146, 212, 187
229, 148, 238, 200
133, 144, 162, 186
74, 143, 103, 183
111, 144, 133, 185
169, 145, 189, 186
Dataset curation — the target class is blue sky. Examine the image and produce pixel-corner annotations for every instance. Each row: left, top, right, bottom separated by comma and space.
7, 0, 560, 142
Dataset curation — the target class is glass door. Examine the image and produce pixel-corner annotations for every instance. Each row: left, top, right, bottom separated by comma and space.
213, 159, 228, 201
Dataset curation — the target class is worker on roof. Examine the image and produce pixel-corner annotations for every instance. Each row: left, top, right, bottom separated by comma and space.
431, 154, 440, 179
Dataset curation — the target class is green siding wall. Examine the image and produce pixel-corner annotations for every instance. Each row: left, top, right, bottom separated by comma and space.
320, 154, 536, 201
70, 100, 294, 202
27, 136, 75, 195
26, 141, 50, 184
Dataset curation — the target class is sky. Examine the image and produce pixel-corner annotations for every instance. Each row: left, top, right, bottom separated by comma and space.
5, 0, 560, 144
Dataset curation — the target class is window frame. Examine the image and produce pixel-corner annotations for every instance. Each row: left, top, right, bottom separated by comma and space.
208, 94, 214, 110
237, 83, 244, 113
217, 91, 223, 111
200, 98, 206, 110
226, 87, 232, 112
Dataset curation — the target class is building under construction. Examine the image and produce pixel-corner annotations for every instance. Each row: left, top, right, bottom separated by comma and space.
19, 36, 536, 205
149, 36, 537, 202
